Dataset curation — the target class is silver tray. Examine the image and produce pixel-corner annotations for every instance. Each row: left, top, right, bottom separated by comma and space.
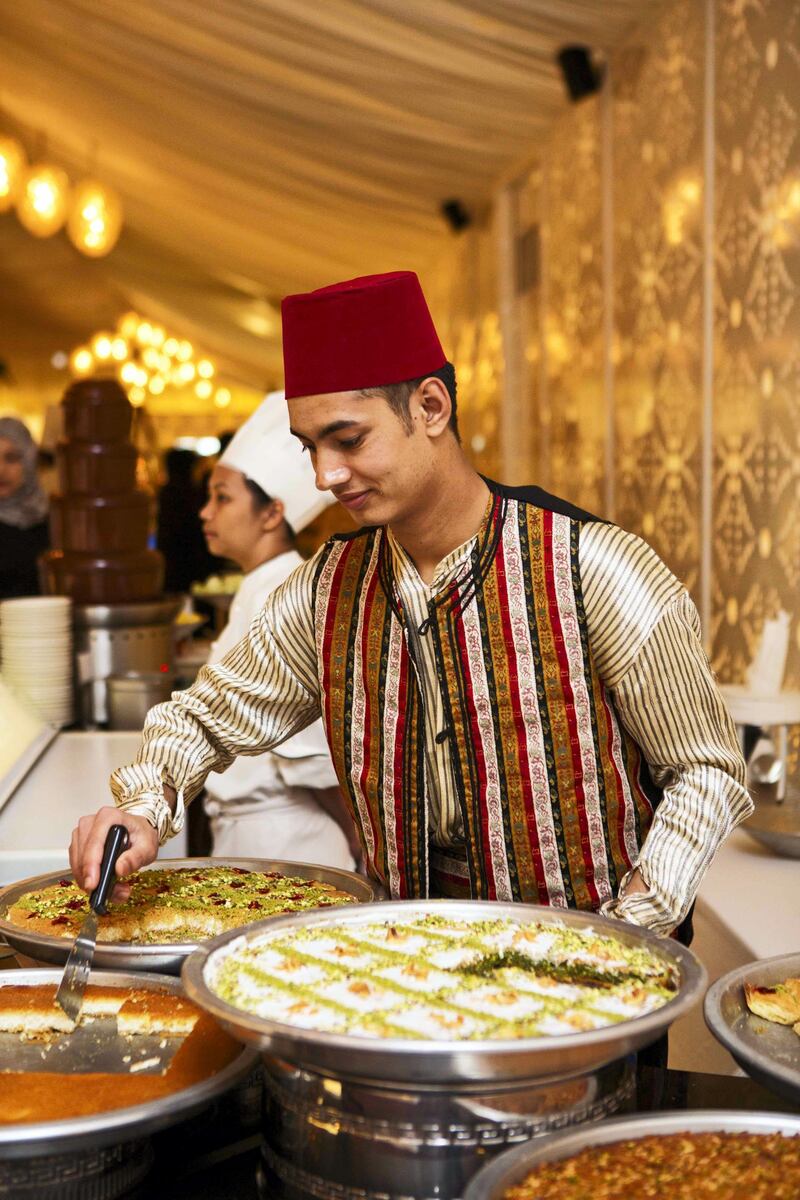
0, 857, 377, 975
0, 967, 258, 1158
182, 899, 706, 1086
463, 1109, 800, 1198
705, 951, 800, 1104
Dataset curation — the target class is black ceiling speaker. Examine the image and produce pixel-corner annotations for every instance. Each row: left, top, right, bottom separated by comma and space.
556, 46, 603, 102
441, 199, 471, 233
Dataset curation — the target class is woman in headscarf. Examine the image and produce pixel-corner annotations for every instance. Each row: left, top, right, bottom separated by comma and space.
0, 417, 50, 600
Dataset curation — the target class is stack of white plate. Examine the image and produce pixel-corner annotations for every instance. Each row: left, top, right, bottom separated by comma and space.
0, 596, 74, 727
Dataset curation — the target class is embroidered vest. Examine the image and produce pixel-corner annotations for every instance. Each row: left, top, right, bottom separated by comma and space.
312, 486, 659, 909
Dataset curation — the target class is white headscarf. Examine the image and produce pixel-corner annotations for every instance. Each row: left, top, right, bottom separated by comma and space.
0, 417, 49, 530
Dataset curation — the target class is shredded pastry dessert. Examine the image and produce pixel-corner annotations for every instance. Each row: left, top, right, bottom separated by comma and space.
501, 1131, 800, 1199
208, 912, 678, 1041
6, 866, 357, 944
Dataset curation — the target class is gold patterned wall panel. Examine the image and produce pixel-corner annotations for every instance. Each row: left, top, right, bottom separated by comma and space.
543, 100, 606, 515
425, 224, 503, 481
612, 0, 705, 598
713, 0, 800, 688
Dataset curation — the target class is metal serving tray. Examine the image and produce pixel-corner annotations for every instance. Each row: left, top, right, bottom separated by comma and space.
0, 967, 258, 1158
705, 951, 800, 1105
182, 899, 706, 1087
0, 857, 377, 975
463, 1109, 800, 1199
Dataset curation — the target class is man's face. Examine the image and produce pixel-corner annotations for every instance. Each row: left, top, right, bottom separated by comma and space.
288, 390, 432, 528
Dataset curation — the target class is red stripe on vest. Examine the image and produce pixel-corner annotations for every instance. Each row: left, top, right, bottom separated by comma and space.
542, 512, 601, 910
451, 581, 496, 900
392, 634, 410, 895
358, 567, 381, 875
493, 532, 548, 901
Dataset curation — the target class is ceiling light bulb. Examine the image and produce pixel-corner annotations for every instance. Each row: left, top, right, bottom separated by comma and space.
91, 333, 113, 361
67, 179, 123, 257
194, 379, 213, 399
214, 387, 232, 409
70, 346, 94, 375
197, 359, 215, 379
16, 163, 70, 236
118, 312, 139, 339
0, 136, 27, 212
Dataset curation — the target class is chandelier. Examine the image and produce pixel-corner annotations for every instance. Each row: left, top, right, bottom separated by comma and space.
0, 133, 123, 256
69, 312, 232, 409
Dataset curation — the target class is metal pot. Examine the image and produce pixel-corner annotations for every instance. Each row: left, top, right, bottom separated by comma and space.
106, 670, 175, 730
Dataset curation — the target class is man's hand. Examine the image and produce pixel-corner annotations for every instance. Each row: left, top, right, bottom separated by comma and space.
69, 807, 158, 901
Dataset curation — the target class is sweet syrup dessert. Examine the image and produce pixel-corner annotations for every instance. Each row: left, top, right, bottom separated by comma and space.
0, 983, 241, 1124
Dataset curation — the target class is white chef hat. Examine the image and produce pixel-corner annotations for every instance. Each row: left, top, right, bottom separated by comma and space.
219, 390, 333, 532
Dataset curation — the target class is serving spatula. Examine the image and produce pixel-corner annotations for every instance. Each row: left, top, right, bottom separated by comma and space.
55, 824, 129, 1021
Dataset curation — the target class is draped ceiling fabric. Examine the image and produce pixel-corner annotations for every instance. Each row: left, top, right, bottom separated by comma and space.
0, 0, 660, 389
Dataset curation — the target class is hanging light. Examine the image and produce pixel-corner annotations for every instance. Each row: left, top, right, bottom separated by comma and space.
0, 136, 27, 212
16, 163, 70, 237
90, 332, 114, 362
70, 346, 94, 375
66, 178, 123, 257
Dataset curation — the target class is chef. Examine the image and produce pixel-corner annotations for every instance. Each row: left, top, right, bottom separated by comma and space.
195, 392, 355, 868
70, 271, 751, 941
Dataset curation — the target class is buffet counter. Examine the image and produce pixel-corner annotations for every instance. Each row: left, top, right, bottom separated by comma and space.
0, 731, 187, 884
697, 825, 798, 961
84, 1065, 800, 1200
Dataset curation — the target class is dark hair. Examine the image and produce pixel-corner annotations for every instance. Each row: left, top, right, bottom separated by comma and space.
243, 477, 296, 542
359, 362, 459, 440
165, 447, 198, 480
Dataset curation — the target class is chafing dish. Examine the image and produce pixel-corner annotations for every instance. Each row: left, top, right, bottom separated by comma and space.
463, 1109, 800, 1199
182, 899, 706, 1086
0, 967, 258, 1200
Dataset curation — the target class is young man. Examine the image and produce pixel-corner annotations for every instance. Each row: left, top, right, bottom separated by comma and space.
70, 271, 750, 936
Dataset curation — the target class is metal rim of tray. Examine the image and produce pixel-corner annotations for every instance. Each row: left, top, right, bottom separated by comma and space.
0, 968, 258, 1157
462, 1109, 800, 1199
704, 951, 800, 1104
743, 824, 800, 859
182, 899, 706, 1086
0, 857, 377, 975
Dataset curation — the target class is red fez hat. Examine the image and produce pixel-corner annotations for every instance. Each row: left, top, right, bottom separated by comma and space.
281, 271, 446, 399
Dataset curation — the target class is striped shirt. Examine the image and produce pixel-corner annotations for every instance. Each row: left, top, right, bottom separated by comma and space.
111, 520, 751, 934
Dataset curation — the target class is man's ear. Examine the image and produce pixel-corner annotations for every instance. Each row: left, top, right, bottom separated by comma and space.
412, 376, 452, 438
261, 498, 285, 532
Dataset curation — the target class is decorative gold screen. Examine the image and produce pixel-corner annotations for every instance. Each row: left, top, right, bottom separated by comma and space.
431, 0, 799, 693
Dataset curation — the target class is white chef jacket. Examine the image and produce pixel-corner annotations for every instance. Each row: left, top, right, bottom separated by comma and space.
203, 550, 354, 869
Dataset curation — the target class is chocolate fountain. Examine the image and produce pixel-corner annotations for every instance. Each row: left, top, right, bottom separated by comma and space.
40, 378, 180, 725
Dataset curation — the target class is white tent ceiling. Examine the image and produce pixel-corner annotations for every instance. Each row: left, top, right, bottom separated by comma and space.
0, 0, 658, 391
